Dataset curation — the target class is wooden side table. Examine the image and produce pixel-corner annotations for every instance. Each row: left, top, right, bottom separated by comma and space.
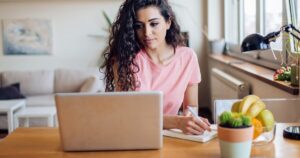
0, 100, 26, 133
15, 107, 57, 128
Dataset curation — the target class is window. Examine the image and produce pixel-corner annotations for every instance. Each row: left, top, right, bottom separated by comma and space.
243, 0, 256, 38
298, 1, 300, 24
224, 0, 239, 45
224, 0, 295, 69
287, 0, 299, 55
297, 0, 300, 53
265, 0, 282, 50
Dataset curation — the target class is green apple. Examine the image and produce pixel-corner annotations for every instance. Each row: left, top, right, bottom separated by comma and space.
256, 109, 275, 131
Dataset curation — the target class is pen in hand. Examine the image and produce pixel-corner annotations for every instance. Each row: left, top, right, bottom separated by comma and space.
187, 106, 211, 131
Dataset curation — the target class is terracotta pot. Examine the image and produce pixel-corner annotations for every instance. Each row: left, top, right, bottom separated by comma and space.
218, 125, 254, 158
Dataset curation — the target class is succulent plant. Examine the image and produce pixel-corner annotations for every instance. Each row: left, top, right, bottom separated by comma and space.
219, 111, 231, 125
241, 115, 252, 126
229, 117, 243, 127
219, 111, 252, 128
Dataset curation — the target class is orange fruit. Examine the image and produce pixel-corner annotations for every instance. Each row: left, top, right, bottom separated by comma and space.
252, 118, 263, 139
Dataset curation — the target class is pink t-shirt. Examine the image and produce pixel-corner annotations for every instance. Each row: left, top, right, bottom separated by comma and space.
134, 46, 201, 115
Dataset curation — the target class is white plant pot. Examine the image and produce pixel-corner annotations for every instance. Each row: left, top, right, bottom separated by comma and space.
218, 125, 254, 158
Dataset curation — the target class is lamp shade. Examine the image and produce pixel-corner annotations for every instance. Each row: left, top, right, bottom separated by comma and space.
241, 34, 270, 52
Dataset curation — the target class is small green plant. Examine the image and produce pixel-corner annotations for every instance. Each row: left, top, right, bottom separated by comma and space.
219, 111, 252, 128
273, 65, 292, 81
102, 11, 112, 28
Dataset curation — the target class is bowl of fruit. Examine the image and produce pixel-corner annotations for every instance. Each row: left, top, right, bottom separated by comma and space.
231, 95, 276, 145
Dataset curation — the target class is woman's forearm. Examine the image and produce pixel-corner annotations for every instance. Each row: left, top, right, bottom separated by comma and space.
163, 115, 180, 129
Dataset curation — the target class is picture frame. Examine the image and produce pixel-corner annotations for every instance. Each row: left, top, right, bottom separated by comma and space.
2, 19, 52, 55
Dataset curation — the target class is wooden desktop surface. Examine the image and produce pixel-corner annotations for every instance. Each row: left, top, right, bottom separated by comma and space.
0, 123, 299, 158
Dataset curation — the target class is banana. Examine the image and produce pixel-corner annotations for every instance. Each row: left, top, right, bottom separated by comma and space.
245, 100, 266, 118
231, 101, 241, 112
239, 95, 260, 114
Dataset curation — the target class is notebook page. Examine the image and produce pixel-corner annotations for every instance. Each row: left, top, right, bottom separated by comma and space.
163, 124, 217, 143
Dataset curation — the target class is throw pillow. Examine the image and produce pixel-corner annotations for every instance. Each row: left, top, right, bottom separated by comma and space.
79, 76, 99, 93
0, 83, 25, 100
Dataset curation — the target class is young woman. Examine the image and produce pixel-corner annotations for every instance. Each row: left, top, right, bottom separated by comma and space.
102, 0, 210, 135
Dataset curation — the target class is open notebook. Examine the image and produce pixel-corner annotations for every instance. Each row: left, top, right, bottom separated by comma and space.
163, 124, 217, 143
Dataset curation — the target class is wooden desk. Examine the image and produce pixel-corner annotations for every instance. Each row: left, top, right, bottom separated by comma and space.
0, 123, 299, 158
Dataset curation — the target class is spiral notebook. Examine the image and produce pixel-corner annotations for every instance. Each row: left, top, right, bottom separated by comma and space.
163, 124, 217, 143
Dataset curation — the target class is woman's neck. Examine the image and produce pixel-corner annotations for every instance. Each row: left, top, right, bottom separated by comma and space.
145, 44, 175, 66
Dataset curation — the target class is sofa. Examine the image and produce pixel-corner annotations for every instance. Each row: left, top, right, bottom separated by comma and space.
0, 68, 105, 129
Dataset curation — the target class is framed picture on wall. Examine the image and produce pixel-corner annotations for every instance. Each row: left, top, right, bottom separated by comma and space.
2, 19, 52, 55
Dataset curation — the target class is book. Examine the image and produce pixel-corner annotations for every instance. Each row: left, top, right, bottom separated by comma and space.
163, 124, 217, 143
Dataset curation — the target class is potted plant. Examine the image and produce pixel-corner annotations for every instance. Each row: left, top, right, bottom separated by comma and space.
276, 32, 300, 86
218, 111, 253, 158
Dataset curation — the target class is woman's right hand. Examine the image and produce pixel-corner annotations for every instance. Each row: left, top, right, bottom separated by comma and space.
176, 116, 211, 135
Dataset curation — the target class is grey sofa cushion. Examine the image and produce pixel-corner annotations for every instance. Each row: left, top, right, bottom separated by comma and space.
2, 70, 54, 96
79, 76, 102, 93
55, 68, 103, 93
26, 95, 55, 107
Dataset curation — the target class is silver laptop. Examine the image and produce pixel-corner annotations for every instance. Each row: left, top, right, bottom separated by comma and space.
55, 91, 163, 151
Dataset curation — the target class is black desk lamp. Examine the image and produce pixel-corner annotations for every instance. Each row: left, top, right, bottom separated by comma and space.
241, 24, 300, 52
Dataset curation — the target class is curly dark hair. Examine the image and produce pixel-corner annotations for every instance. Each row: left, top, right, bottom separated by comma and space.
101, 0, 185, 91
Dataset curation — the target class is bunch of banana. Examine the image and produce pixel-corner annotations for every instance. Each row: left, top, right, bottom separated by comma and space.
231, 95, 275, 131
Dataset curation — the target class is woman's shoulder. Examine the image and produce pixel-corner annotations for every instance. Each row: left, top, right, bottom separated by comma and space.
135, 49, 146, 60
176, 46, 193, 51
175, 46, 197, 58
133, 49, 149, 66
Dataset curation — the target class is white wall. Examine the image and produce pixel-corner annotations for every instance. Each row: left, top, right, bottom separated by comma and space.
0, 0, 123, 71
0, 0, 205, 70
0, 0, 210, 107
169, 0, 203, 52
207, 0, 224, 40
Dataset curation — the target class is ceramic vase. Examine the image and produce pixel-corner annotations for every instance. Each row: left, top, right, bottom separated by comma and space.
218, 125, 254, 158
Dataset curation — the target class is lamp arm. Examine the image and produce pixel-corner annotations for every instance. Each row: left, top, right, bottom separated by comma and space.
289, 24, 300, 34
264, 31, 281, 43
289, 32, 300, 41
282, 24, 300, 41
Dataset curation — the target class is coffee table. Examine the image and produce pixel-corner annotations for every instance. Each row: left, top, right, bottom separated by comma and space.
15, 107, 57, 128
0, 100, 26, 133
